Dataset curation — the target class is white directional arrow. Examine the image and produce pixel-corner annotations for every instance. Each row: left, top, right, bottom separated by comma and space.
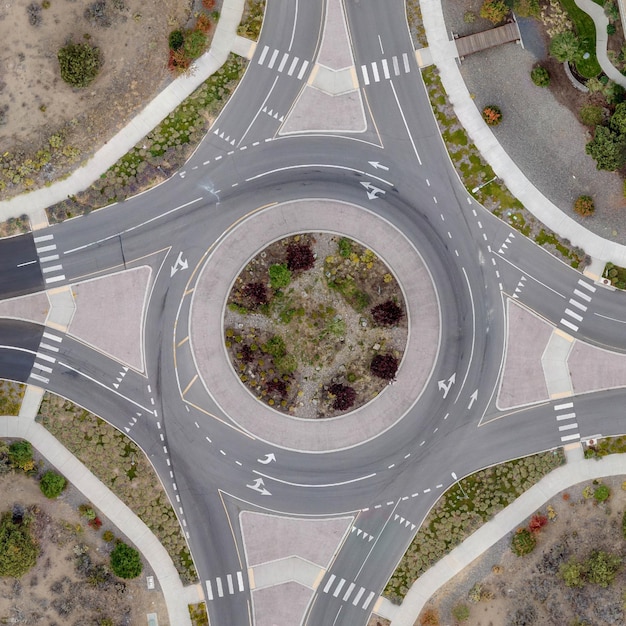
437, 373, 456, 399
246, 478, 271, 496
257, 453, 276, 465
360, 181, 386, 200
368, 160, 389, 171
170, 251, 189, 277
467, 390, 478, 410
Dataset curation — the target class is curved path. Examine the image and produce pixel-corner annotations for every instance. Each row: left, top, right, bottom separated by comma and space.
188, 199, 441, 452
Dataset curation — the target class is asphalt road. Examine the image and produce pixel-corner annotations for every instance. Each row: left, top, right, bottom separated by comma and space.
4, 1, 626, 625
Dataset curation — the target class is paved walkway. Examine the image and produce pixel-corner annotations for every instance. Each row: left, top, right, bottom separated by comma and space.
378, 444, 626, 624
3, 386, 197, 626
420, 0, 626, 268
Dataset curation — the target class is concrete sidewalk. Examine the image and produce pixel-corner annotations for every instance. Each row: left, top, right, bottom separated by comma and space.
0, 0, 247, 226
420, 0, 626, 267
1, 388, 196, 626
378, 444, 626, 625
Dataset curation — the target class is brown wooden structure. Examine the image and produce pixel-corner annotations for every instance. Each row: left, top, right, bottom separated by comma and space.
454, 20, 522, 60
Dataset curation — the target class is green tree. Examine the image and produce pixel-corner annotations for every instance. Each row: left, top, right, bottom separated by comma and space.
586, 125, 626, 170
39, 470, 66, 498
268, 263, 291, 290
110, 541, 143, 579
531, 66, 550, 87
549, 30, 583, 62
479, 0, 509, 23
57, 41, 102, 88
0, 511, 39, 577
586, 550, 621, 587
610, 102, 626, 134
560, 558, 585, 587
8, 440, 33, 470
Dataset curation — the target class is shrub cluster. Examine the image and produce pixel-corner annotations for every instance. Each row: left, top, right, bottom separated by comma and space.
479, 0, 508, 23
371, 300, 403, 326
560, 550, 622, 588
286, 243, 315, 272
39, 470, 66, 498
328, 383, 356, 411
530, 65, 550, 87
57, 42, 102, 88
370, 353, 399, 380
0, 510, 39, 577
511, 527, 537, 556
573, 195, 594, 217
603, 263, 626, 290
110, 541, 142, 579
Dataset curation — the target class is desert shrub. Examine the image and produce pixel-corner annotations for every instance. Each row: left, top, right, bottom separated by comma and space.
110, 542, 142, 579
594, 484, 610, 502
419, 609, 439, 625
8, 440, 33, 470
531, 65, 550, 87
242, 282, 267, 306
560, 557, 585, 587
84, 0, 111, 27
370, 353, 399, 380
479, 0, 508, 23
202, 0, 215, 8
268, 263, 291, 290
513, 0, 540, 17
0, 511, 39, 577
328, 384, 356, 411
57, 42, 102, 88
511, 527, 536, 556
27, 2, 42, 26
274, 353, 297, 375
39, 470, 66, 498
79, 503, 97, 520
102, 530, 115, 542
482, 105, 502, 126
183, 29, 208, 59
528, 512, 548, 533
262, 336, 286, 358
371, 300, 404, 326
573, 195, 595, 217
463, 10, 476, 22
338, 237, 352, 258
168, 29, 184, 50
580, 104, 604, 126
196, 13, 214, 34
586, 550, 621, 587
286, 243, 315, 272
266, 379, 287, 397
452, 603, 470, 621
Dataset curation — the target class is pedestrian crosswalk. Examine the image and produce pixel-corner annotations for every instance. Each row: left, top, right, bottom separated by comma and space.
34, 234, 65, 286
29, 330, 63, 385
257, 45, 310, 80
321, 574, 376, 611
206, 570, 246, 601
554, 401, 580, 443
360, 52, 412, 85
559, 279, 595, 333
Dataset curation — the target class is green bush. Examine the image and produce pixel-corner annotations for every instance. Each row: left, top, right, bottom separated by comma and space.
268, 263, 291, 290
183, 29, 208, 60
452, 603, 471, 621
338, 237, 352, 258
579, 104, 604, 126
8, 440, 33, 470
39, 470, 66, 498
593, 484, 610, 502
479, 0, 509, 23
0, 511, 39, 577
560, 558, 585, 588
110, 541, 143, 579
586, 550, 621, 587
57, 41, 102, 88
549, 30, 583, 63
511, 527, 536, 556
607, 22, 616, 35
262, 335, 286, 358
169, 29, 184, 50
531, 66, 550, 87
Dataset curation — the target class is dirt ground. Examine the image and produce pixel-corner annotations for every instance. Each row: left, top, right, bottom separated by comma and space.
0, 470, 168, 625
419, 475, 626, 626
0, 0, 194, 198
224, 233, 408, 418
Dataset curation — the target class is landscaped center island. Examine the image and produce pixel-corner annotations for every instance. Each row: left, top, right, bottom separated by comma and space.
224, 233, 408, 418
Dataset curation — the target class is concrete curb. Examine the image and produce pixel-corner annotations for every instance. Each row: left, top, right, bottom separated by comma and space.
0, 417, 192, 626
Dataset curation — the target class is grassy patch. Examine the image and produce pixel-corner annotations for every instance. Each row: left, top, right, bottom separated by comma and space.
558, 0, 602, 77
584, 434, 626, 458
384, 449, 565, 603
0, 380, 26, 415
421, 66, 588, 269
47, 54, 247, 223
603, 262, 626, 288
189, 602, 209, 626
237, 0, 265, 40
37, 394, 198, 584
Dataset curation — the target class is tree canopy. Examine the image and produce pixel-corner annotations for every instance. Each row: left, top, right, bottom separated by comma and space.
58, 42, 102, 88
586, 125, 626, 170
0, 511, 39, 578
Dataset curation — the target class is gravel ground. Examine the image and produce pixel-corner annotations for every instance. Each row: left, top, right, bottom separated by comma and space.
440, 5, 626, 245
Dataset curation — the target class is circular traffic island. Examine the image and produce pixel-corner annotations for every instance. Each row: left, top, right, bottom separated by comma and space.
224, 233, 408, 418
189, 199, 441, 452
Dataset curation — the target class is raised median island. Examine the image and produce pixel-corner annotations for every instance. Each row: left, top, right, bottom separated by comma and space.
224, 233, 408, 418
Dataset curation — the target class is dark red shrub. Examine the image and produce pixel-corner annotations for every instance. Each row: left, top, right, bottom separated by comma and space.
286, 243, 315, 272
266, 379, 287, 397
528, 513, 548, 533
243, 282, 268, 306
371, 300, 403, 326
328, 384, 356, 411
89, 517, 102, 530
238, 345, 254, 364
370, 354, 398, 380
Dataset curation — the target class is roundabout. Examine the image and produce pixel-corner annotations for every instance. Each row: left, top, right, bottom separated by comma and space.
188, 198, 442, 452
